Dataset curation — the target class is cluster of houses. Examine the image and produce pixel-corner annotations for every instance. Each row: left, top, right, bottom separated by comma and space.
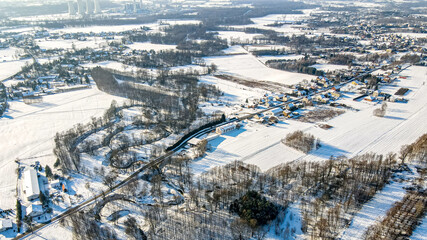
253, 102, 303, 124
0, 166, 69, 233
344, 65, 411, 103
5, 63, 91, 101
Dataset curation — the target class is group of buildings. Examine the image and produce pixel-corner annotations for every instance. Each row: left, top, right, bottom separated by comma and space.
0, 167, 69, 233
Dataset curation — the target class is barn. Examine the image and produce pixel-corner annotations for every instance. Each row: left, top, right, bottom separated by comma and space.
23, 168, 40, 201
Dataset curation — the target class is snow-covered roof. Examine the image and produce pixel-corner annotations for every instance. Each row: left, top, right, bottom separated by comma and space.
216, 123, 237, 132
268, 108, 283, 114
27, 204, 43, 217
188, 138, 202, 146
23, 168, 40, 200
0, 219, 12, 231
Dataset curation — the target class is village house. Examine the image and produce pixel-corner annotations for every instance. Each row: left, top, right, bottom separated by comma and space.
265, 108, 283, 117
286, 103, 297, 111
0, 218, 12, 232
329, 90, 341, 99
187, 138, 203, 147
216, 123, 239, 135
364, 96, 377, 102
283, 109, 293, 118
302, 96, 313, 105
268, 116, 279, 124
27, 204, 43, 218
23, 168, 40, 201
253, 113, 263, 120
313, 95, 330, 104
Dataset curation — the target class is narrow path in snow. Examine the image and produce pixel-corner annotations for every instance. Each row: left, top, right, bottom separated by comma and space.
340, 168, 416, 240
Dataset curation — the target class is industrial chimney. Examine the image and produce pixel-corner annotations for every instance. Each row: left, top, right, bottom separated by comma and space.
77, 0, 85, 15
94, 0, 101, 14
86, 0, 94, 14
68, 1, 76, 15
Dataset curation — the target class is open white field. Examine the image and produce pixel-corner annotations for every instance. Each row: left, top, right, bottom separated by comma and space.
0, 47, 25, 62
0, 27, 38, 34
215, 31, 263, 44
227, 9, 334, 37
388, 33, 427, 39
0, 59, 32, 81
49, 23, 158, 34
48, 19, 199, 35
0, 85, 124, 210
198, 75, 266, 115
125, 42, 177, 52
158, 19, 201, 26
35, 37, 121, 50
204, 53, 315, 85
257, 54, 305, 63
23, 221, 73, 240
83, 60, 144, 73
83, 60, 205, 77
191, 120, 311, 174
192, 66, 427, 174
221, 45, 248, 55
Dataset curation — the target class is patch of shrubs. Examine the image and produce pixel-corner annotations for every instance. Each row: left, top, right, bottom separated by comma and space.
229, 191, 279, 227
282, 130, 320, 153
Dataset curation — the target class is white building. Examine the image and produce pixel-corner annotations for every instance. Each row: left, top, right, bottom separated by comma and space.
49, 179, 61, 190
23, 169, 40, 201
27, 204, 43, 217
216, 123, 239, 135
187, 138, 203, 147
0, 219, 12, 232
265, 108, 283, 117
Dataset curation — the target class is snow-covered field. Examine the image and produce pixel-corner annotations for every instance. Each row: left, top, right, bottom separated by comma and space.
82, 60, 144, 73
215, 31, 263, 44
227, 9, 334, 37
389, 33, 427, 39
0, 85, 124, 210
83, 60, 206, 76
204, 53, 315, 85
35, 37, 121, 50
49, 24, 157, 34
257, 54, 305, 63
24, 221, 72, 240
125, 42, 177, 52
221, 45, 248, 55
158, 19, 201, 26
0, 47, 25, 62
0, 59, 32, 81
48, 19, 199, 35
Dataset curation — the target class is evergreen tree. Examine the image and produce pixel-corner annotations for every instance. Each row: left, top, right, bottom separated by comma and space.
45, 165, 53, 179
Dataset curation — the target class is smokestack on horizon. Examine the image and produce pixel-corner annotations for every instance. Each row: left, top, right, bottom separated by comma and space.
68, 1, 76, 15
77, 0, 85, 15
94, 0, 101, 14
86, 0, 94, 14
